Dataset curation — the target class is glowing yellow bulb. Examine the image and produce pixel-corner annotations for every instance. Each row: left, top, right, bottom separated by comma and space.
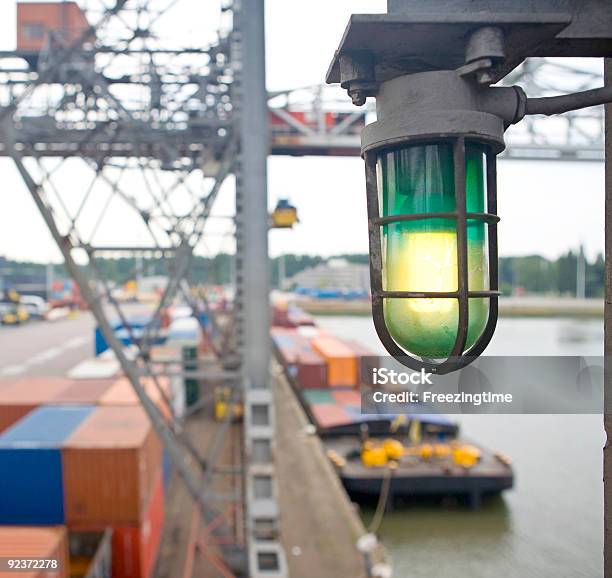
383, 229, 488, 358
390, 230, 457, 313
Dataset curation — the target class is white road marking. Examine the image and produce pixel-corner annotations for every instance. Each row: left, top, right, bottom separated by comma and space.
28, 347, 63, 364
0, 335, 89, 374
0, 364, 27, 377
64, 336, 89, 349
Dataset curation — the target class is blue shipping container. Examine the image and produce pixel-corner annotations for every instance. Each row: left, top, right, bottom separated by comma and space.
95, 314, 164, 355
0, 405, 95, 525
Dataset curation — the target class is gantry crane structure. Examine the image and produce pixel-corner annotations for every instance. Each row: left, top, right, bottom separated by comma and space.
268, 59, 605, 161
0, 1, 286, 576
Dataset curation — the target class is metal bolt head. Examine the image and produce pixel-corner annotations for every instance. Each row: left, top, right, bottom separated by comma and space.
476, 70, 494, 85
349, 89, 367, 106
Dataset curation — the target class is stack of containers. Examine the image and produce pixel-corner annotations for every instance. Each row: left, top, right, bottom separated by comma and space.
149, 345, 185, 491
309, 404, 352, 430
0, 378, 79, 433
286, 306, 315, 327
296, 348, 327, 389
271, 327, 306, 365
0, 405, 95, 525
330, 389, 363, 425
99, 376, 173, 421
0, 373, 167, 578
271, 315, 384, 433
271, 303, 316, 328
63, 406, 164, 578
300, 390, 364, 432
271, 327, 328, 388
49, 379, 115, 406
271, 302, 291, 327
301, 389, 352, 430
311, 335, 358, 387
338, 339, 380, 386
329, 389, 362, 408
0, 375, 172, 431
0, 526, 69, 578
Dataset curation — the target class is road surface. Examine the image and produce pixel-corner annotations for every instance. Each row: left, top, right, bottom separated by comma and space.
0, 313, 95, 378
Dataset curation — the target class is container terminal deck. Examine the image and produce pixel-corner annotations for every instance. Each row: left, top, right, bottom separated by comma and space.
0, 312, 385, 578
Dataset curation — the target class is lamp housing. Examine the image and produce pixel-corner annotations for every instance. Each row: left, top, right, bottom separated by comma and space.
363, 71, 516, 374
327, 13, 612, 373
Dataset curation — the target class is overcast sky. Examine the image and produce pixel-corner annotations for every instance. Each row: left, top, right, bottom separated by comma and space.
0, 0, 605, 263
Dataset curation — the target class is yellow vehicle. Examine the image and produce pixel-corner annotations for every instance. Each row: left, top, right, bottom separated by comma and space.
270, 199, 298, 228
214, 386, 244, 422
0, 303, 19, 325
16, 305, 29, 323
0, 289, 29, 325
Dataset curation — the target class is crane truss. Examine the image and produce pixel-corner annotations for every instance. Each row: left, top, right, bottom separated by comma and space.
267, 59, 605, 161
0, 1, 287, 576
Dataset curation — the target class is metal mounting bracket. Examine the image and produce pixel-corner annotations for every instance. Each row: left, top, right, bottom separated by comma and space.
326, 14, 572, 88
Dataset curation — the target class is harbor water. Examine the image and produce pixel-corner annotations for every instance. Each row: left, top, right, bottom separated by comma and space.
315, 315, 604, 578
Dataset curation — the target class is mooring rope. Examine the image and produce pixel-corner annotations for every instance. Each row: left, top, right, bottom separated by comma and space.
368, 462, 395, 534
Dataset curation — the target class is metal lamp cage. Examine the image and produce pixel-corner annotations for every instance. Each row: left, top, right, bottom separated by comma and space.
364, 135, 500, 375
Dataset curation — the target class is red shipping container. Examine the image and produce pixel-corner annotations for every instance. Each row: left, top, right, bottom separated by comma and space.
297, 351, 327, 389
112, 472, 165, 578
270, 327, 290, 335
310, 404, 350, 429
272, 305, 292, 327
0, 377, 73, 433
0, 526, 68, 578
286, 308, 315, 327
62, 406, 162, 526
331, 389, 362, 408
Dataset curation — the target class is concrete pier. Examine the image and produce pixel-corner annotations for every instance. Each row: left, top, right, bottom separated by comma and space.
297, 296, 604, 318
273, 366, 380, 578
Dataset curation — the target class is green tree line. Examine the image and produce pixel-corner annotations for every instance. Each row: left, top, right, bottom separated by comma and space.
0, 250, 604, 297
498, 252, 604, 297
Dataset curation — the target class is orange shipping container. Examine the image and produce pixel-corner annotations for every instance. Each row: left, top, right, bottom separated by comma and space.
0, 526, 68, 578
99, 376, 172, 420
49, 379, 114, 405
0, 377, 73, 433
339, 339, 380, 385
62, 406, 162, 526
112, 472, 165, 578
17, 2, 91, 53
311, 336, 358, 387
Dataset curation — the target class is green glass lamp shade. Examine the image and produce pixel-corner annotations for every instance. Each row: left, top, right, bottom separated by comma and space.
377, 142, 489, 358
